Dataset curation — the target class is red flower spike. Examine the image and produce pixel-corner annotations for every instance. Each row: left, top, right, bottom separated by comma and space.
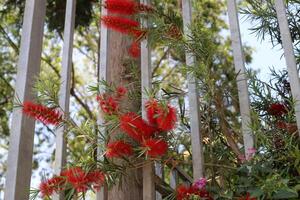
86, 170, 105, 191
105, 0, 137, 15
39, 176, 65, 197
22, 101, 62, 125
39, 180, 55, 197
97, 94, 119, 115
128, 42, 140, 58
116, 86, 127, 97
105, 0, 154, 15
176, 185, 189, 200
101, 16, 139, 36
62, 167, 89, 193
120, 112, 157, 142
142, 139, 168, 157
145, 99, 159, 126
106, 141, 133, 158
156, 104, 177, 131
176, 184, 213, 200
267, 103, 288, 116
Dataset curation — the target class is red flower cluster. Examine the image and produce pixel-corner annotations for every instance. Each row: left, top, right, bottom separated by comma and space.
118, 99, 177, 157
97, 86, 127, 115
104, 0, 153, 15
39, 176, 65, 197
142, 138, 168, 157
267, 103, 288, 116
238, 193, 257, 200
101, 0, 153, 58
39, 167, 105, 197
106, 140, 133, 158
22, 101, 63, 125
120, 112, 157, 142
276, 120, 298, 134
97, 95, 119, 115
128, 41, 141, 58
145, 99, 177, 131
176, 184, 213, 200
101, 16, 140, 36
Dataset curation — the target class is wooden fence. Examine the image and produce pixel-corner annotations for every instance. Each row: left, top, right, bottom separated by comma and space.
4, 0, 300, 199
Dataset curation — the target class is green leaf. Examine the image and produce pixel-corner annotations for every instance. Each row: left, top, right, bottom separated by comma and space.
272, 188, 298, 199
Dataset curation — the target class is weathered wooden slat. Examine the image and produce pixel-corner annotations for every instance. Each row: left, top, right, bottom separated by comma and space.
52, 1, 77, 199
274, 0, 300, 137
4, 0, 47, 199
96, 2, 109, 200
227, 0, 254, 159
140, 0, 156, 199
182, 0, 205, 180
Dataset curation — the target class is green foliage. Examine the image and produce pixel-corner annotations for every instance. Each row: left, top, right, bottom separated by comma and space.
241, 0, 300, 62
3, 0, 96, 33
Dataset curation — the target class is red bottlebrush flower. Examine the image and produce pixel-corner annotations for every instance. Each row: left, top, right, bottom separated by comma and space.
176, 184, 213, 200
116, 86, 127, 97
176, 185, 189, 200
97, 95, 119, 115
267, 103, 288, 116
128, 41, 140, 58
145, 99, 159, 126
22, 101, 62, 125
104, 0, 154, 15
142, 139, 168, 157
239, 193, 257, 200
101, 16, 140, 36
120, 112, 157, 142
86, 170, 105, 191
62, 167, 88, 193
156, 104, 177, 131
39, 180, 55, 197
276, 120, 287, 129
105, 0, 137, 15
39, 176, 65, 197
106, 140, 133, 158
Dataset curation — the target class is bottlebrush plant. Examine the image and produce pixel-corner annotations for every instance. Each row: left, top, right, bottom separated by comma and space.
27, 83, 178, 199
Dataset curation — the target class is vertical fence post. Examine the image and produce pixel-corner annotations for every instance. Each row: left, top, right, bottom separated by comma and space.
96, 1, 109, 200
4, 0, 46, 199
274, 0, 300, 137
227, 0, 254, 158
53, 0, 77, 199
181, 0, 205, 180
140, 0, 156, 199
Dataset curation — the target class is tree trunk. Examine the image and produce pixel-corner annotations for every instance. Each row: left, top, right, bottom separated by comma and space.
105, 18, 143, 200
